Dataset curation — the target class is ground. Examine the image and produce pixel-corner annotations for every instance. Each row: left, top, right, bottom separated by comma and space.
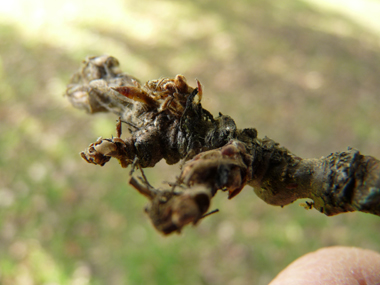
1, 0, 380, 284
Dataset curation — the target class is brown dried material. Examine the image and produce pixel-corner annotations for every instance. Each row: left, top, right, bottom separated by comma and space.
65, 55, 380, 235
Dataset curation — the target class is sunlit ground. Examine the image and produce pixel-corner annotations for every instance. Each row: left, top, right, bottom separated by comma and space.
305, 0, 380, 35
1, 0, 380, 284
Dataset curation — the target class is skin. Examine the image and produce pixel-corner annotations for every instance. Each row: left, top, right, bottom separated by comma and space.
269, 246, 380, 285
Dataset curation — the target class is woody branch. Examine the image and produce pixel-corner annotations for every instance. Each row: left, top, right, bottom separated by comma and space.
65, 55, 380, 235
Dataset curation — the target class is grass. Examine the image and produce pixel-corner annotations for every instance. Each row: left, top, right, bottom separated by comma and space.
1, 0, 380, 284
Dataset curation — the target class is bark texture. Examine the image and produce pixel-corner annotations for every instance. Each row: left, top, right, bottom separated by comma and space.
65, 55, 380, 234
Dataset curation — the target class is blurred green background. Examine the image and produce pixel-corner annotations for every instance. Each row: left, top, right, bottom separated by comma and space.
1, 0, 380, 284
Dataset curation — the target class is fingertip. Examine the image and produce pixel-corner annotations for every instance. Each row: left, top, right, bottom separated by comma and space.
269, 246, 380, 285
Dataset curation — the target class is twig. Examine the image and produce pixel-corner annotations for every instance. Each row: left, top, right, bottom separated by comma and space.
65, 55, 380, 235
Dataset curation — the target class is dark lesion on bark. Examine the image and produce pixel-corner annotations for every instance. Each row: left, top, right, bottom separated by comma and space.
65, 55, 380, 235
